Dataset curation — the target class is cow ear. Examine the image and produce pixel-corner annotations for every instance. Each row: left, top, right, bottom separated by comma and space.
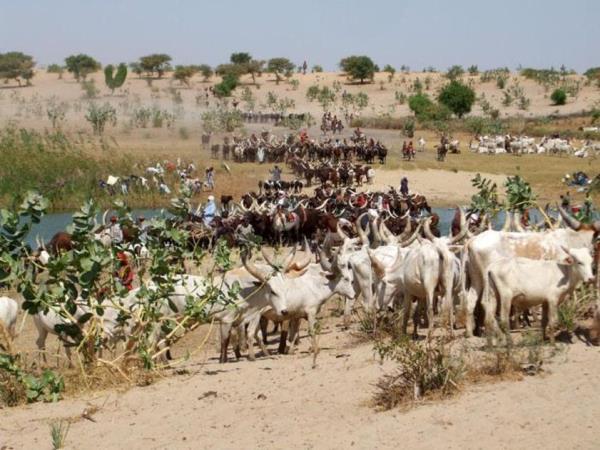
563, 256, 574, 265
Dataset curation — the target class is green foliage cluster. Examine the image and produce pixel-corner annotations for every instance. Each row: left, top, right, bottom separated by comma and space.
104, 63, 127, 93
339, 55, 377, 84
0, 354, 64, 405
65, 54, 101, 81
306, 85, 336, 111
0, 52, 35, 86
173, 65, 199, 86
438, 80, 476, 118
551, 88, 567, 106
445, 65, 464, 80
267, 57, 295, 84
138, 54, 172, 78
201, 109, 244, 133
85, 102, 117, 135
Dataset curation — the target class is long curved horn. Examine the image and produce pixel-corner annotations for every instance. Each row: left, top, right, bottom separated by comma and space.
337, 221, 349, 241
557, 205, 581, 231
261, 247, 278, 269
423, 217, 437, 241
501, 210, 511, 232
399, 222, 422, 247
282, 246, 298, 273
397, 212, 412, 242
315, 199, 329, 210
35, 235, 43, 250
367, 249, 386, 280
102, 210, 109, 226
379, 220, 395, 245
318, 245, 333, 271
289, 240, 312, 272
449, 207, 469, 244
370, 218, 383, 246
238, 202, 248, 212
355, 213, 369, 246
513, 211, 525, 232
536, 205, 555, 230
241, 250, 267, 283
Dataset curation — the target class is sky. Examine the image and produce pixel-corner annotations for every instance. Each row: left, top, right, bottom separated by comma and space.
1, 0, 598, 72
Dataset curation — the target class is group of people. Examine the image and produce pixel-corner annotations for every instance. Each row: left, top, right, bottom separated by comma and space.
401, 141, 415, 160
320, 112, 344, 134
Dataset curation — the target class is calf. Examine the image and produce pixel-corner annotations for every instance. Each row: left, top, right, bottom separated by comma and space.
483, 246, 594, 343
0, 297, 18, 350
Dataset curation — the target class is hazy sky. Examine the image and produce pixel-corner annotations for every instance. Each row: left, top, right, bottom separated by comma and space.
1, 0, 598, 72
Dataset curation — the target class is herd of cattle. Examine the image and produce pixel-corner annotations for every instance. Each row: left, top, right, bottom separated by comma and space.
470, 134, 600, 157
1, 186, 598, 366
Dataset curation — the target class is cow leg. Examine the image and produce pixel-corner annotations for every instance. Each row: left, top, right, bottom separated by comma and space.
426, 292, 435, 337
279, 320, 289, 354
402, 294, 413, 335
464, 288, 478, 338
541, 303, 550, 342
219, 325, 231, 363
35, 325, 49, 365
343, 296, 354, 327
307, 313, 319, 368
259, 316, 269, 345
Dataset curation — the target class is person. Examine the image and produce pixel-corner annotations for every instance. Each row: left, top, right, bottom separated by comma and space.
400, 177, 409, 197
302, 60, 308, 75
270, 165, 282, 182
115, 251, 134, 291
235, 217, 255, 242
137, 215, 148, 245
205, 167, 215, 191
203, 195, 217, 227
108, 216, 123, 244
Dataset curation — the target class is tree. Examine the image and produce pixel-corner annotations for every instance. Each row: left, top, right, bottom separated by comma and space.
138, 54, 172, 78
173, 65, 199, 86
104, 63, 127, 94
129, 62, 143, 78
47, 63, 64, 79
267, 58, 295, 84
383, 64, 396, 82
230, 52, 252, 65
551, 88, 567, 105
438, 80, 476, 118
65, 54, 100, 81
339, 55, 376, 84
408, 93, 434, 117
312, 65, 323, 73
468, 65, 479, 75
0, 52, 35, 86
198, 64, 213, 81
214, 73, 238, 97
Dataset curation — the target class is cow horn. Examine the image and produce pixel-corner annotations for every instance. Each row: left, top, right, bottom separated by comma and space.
449, 207, 468, 244
282, 246, 298, 273
501, 210, 511, 232
367, 249, 386, 280
370, 218, 384, 246
557, 205, 581, 231
102, 210, 109, 226
355, 213, 369, 246
290, 239, 312, 272
379, 220, 395, 245
241, 250, 267, 283
397, 212, 412, 241
261, 247, 278, 269
536, 205, 555, 230
399, 222, 422, 247
513, 211, 525, 232
336, 221, 349, 241
318, 246, 333, 271
315, 199, 329, 210
423, 217, 437, 241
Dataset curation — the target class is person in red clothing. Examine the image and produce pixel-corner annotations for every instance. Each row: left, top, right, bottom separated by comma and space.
115, 252, 134, 291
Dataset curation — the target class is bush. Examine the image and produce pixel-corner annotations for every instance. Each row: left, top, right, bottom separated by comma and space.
446, 65, 464, 80
468, 65, 479, 75
311, 65, 323, 73
80, 79, 99, 99
138, 53, 172, 78
408, 92, 434, 116
104, 63, 127, 94
438, 80, 476, 118
173, 65, 198, 86
85, 102, 117, 135
383, 64, 396, 82
403, 118, 415, 137
551, 88, 567, 105
214, 73, 239, 97
339, 55, 377, 84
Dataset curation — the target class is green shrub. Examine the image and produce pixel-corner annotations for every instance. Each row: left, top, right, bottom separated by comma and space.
551, 88, 567, 105
438, 81, 476, 118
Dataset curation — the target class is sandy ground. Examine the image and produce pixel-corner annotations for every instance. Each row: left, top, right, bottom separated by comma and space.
1, 307, 599, 449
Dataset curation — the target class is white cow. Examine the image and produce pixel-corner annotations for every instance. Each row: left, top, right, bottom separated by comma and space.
483, 246, 594, 342
0, 297, 19, 346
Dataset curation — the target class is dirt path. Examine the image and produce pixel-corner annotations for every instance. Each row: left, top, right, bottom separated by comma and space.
1, 314, 599, 449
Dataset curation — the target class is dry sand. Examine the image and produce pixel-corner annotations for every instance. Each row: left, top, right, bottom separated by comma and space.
1, 310, 599, 449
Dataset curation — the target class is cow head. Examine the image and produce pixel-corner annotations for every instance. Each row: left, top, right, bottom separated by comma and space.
562, 246, 595, 284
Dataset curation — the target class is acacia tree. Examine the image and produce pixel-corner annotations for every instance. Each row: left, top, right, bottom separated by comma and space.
438, 80, 476, 118
65, 54, 101, 81
339, 55, 376, 84
173, 65, 199, 86
267, 57, 295, 84
0, 52, 35, 86
198, 64, 213, 81
138, 54, 172, 78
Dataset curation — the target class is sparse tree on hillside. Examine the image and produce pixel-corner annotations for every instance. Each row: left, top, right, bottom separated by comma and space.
383, 64, 396, 82
438, 80, 476, 118
104, 63, 127, 94
198, 64, 213, 81
468, 65, 479, 75
129, 62, 143, 78
138, 54, 172, 78
312, 65, 323, 73
339, 55, 376, 84
0, 52, 35, 86
267, 58, 295, 84
65, 54, 101, 81
446, 65, 465, 80
173, 65, 199, 86
551, 88, 567, 106
47, 63, 65, 79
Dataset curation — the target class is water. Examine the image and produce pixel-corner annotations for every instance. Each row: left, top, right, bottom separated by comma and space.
25, 208, 545, 247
